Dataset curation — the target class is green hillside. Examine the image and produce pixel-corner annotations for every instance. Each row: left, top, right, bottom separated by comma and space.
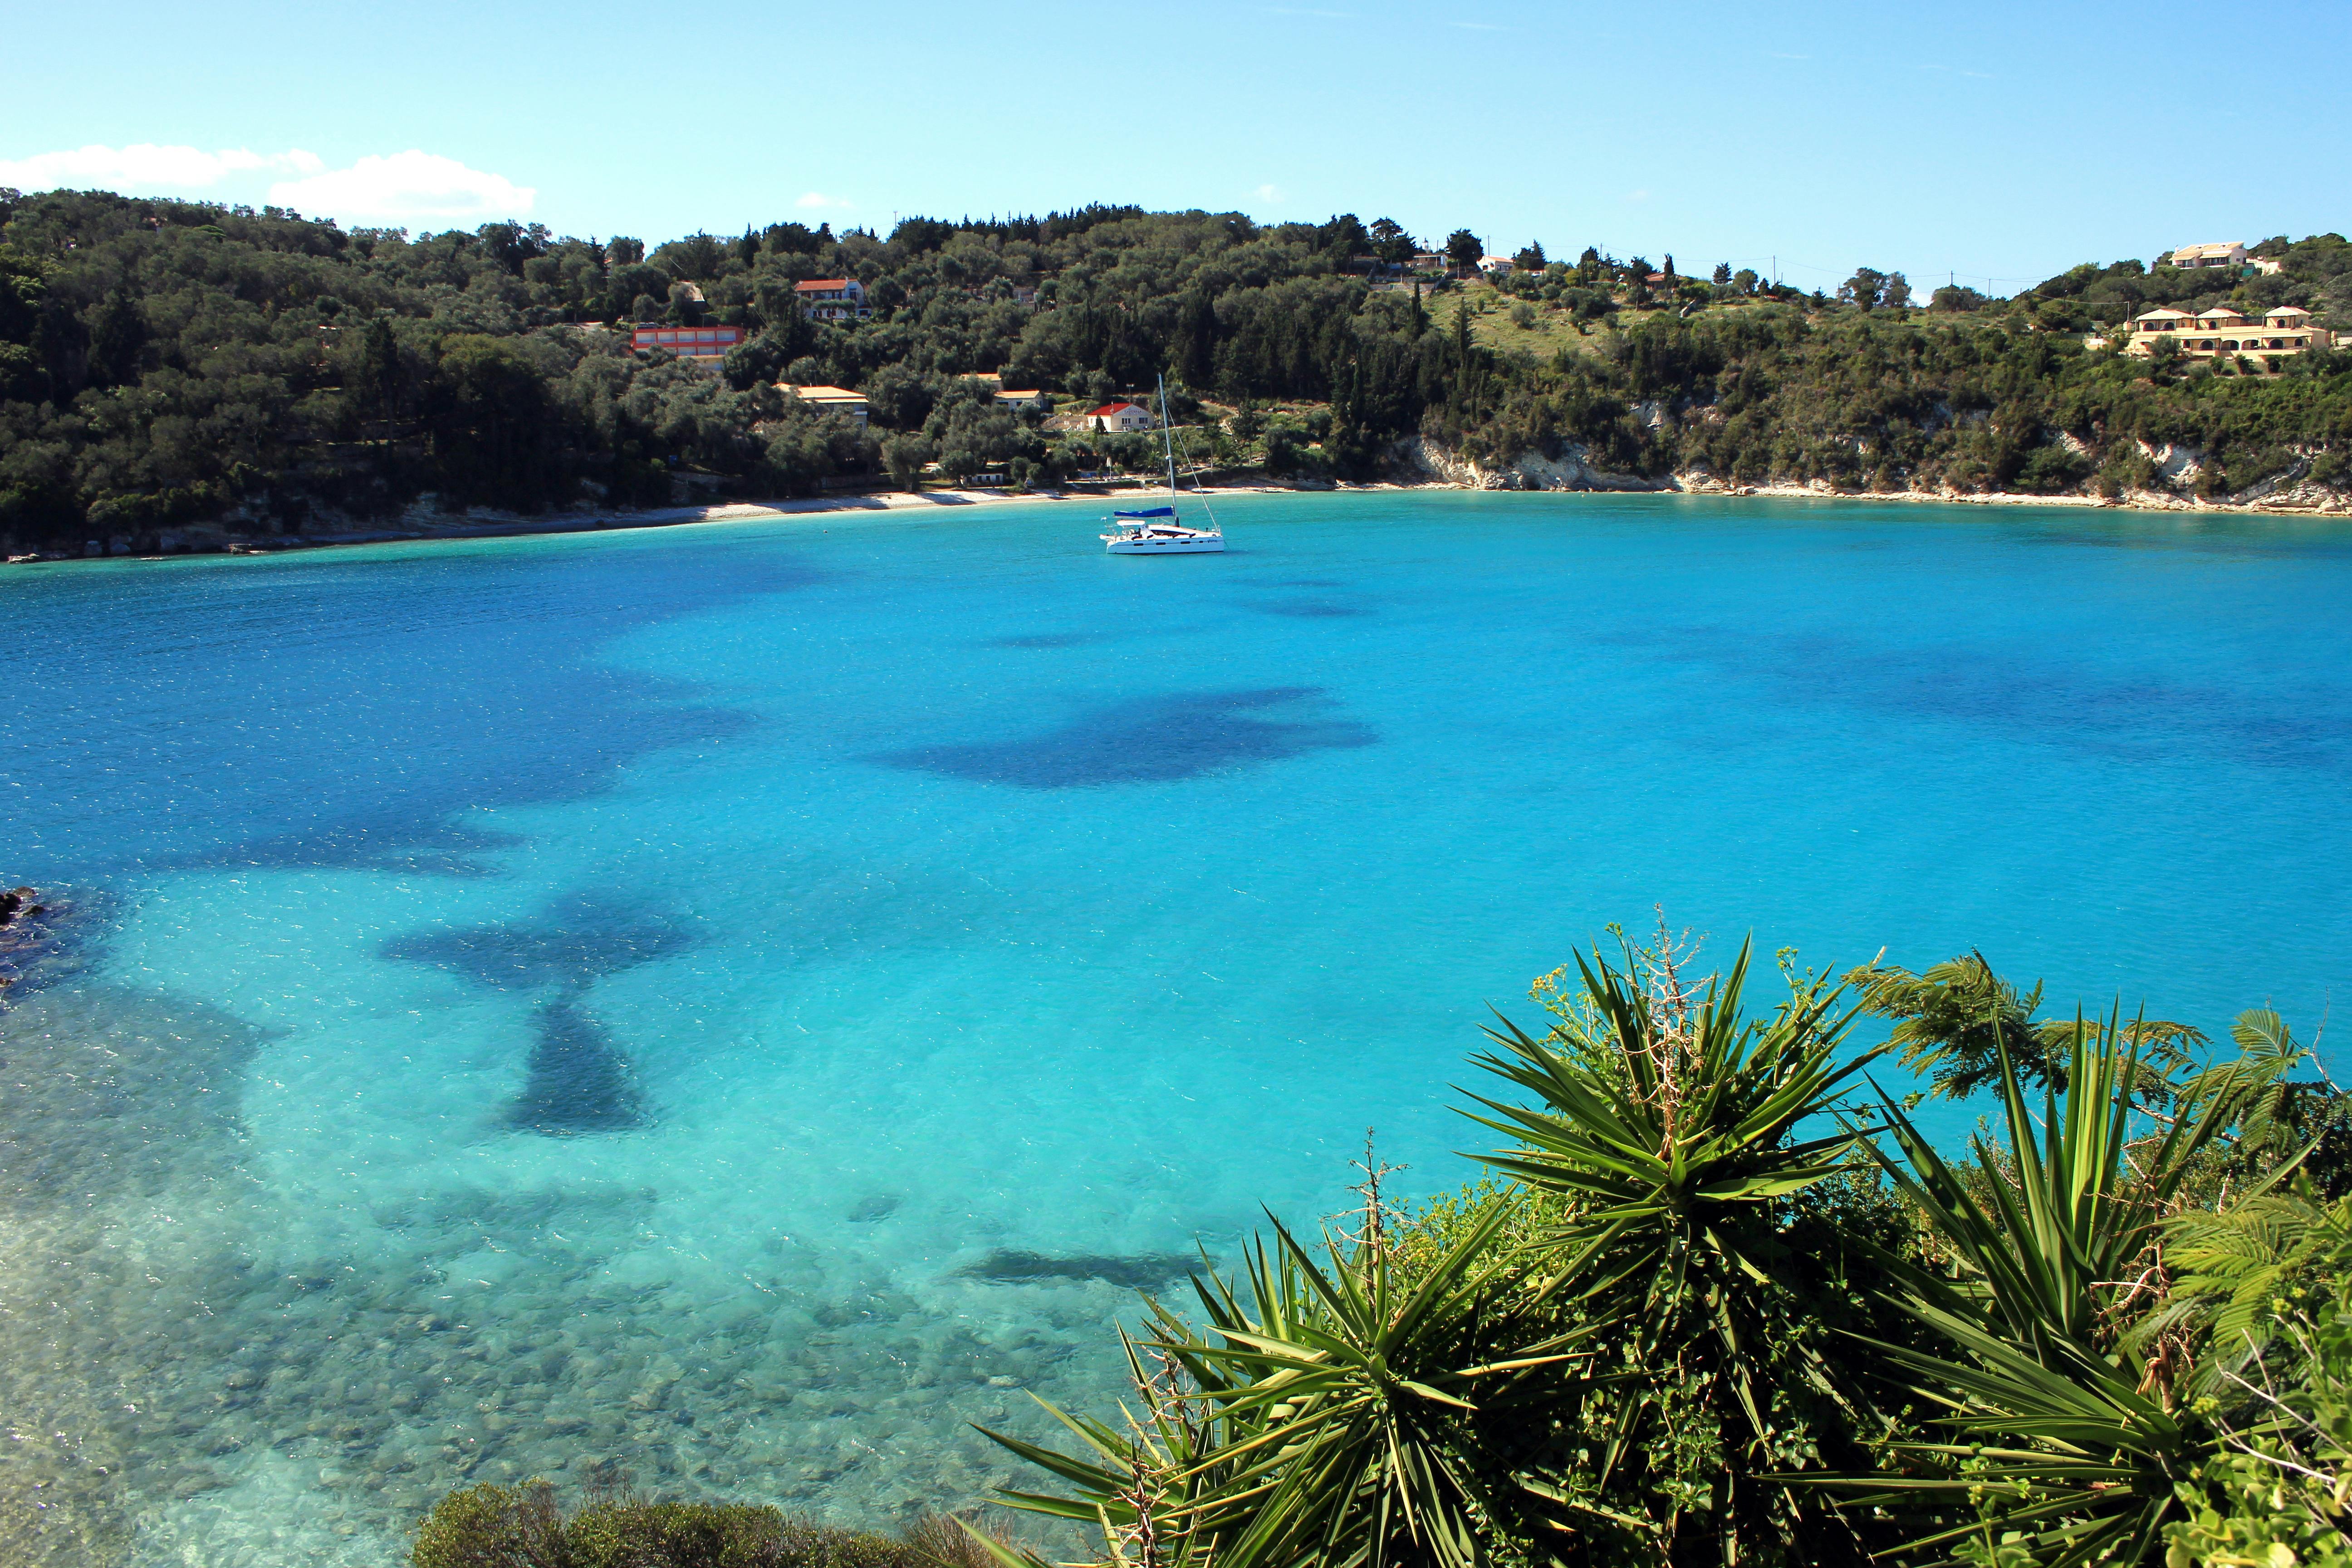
3, 190, 2349, 552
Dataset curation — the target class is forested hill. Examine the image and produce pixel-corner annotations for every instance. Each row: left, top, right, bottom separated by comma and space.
3, 187, 2350, 552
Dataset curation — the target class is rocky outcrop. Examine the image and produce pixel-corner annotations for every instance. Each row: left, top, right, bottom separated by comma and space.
1392, 435, 2347, 514
0, 885, 69, 1001
1395, 437, 1676, 493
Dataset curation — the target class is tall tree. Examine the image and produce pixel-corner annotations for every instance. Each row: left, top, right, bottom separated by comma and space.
1839, 267, 1891, 309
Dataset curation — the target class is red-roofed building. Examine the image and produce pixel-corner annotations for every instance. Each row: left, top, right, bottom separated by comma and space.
794, 278, 869, 320
1084, 402, 1156, 433
631, 324, 745, 358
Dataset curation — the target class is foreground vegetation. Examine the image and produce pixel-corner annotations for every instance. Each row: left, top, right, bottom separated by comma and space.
418, 926, 2352, 1568
4, 188, 2349, 550
964, 929, 2352, 1568
412, 1470, 1013, 1568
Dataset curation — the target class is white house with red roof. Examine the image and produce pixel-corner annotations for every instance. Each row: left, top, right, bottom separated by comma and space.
1083, 401, 1157, 433
794, 278, 869, 321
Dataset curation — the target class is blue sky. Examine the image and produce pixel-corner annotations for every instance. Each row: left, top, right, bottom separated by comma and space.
5, 0, 2345, 293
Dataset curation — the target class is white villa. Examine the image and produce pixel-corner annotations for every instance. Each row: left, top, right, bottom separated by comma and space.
2167, 241, 2285, 277
793, 278, 870, 321
2127, 304, 2328, 364
2171, 241, 2248, 270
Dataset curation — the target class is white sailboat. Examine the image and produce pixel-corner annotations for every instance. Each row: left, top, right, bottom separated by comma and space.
1102, 375, 1225, 554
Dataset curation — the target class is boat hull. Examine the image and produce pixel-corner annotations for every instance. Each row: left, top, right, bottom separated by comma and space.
1106, 536, 1225, 554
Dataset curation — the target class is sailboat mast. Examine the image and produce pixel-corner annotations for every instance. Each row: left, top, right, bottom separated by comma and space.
1157, 373, 1180, 495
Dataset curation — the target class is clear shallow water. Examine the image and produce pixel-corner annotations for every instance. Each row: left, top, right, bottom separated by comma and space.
4, 492, 2350, 1564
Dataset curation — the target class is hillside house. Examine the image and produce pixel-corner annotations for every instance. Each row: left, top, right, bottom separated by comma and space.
632, 324, 745, 358
953, 374, 1046, 414
2167, 241, 2289, 277
1477, 255, 1514, 276
1084, 402, 1156, 433
2170, 241, 2247, 270
2127, 304, 2329, 363
794, 278, 870, 321
779, 384, 871, 426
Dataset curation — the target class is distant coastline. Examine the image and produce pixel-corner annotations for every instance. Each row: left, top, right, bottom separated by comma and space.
9, 192, 2349, 568
5, 475, 2342, 569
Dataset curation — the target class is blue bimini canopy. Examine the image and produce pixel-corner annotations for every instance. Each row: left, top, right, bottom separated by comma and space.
1113, 507, 1177, 519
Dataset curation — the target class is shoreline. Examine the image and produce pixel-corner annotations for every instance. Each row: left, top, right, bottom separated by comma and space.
1694, 479, 2348, 517
5, 475, 2342, 571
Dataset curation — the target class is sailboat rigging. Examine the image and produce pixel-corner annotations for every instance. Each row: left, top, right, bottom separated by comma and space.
1101, 375, 1226, 554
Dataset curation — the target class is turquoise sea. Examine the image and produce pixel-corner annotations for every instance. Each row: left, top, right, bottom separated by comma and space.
4, 490, 2349, 1565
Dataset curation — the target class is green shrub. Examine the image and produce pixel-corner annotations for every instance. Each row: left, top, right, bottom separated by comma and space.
413, 1480, 567, 1568
2165, 1235, 2352, 1568
567, 1499, 785, 1568
412, 1478, 1012, 1568
2166, 1449, 2352, 1568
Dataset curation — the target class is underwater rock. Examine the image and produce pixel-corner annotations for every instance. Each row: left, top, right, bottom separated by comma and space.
875, 687, 1376, 789
382, 893, 697, 992
0, 981, 266, 1205
987, 632, 1106, 649
1253, 598, 1367, 618
0, 884, 86, 1003
958, 1249, 1200, 1289
507, 997, 644, 1136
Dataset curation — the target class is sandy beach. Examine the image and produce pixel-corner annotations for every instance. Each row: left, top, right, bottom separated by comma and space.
7, 474, 2342, 571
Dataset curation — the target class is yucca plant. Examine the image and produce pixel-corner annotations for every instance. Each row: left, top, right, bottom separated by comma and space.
1462, 928, 1894, 1564
1830, 1009, 2256, 1568
975, 1199, 1569, 1568
969, 1323, 1240, 1568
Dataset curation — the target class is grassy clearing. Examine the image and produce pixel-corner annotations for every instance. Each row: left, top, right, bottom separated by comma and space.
1454, 283, 1785, 363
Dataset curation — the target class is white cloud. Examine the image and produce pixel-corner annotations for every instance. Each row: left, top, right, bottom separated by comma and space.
0, 142, 321, 191
270, 152, 533, 222
1254, 183, 1285, 202
795, 191, 853, 210
0, 142, 531, 224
